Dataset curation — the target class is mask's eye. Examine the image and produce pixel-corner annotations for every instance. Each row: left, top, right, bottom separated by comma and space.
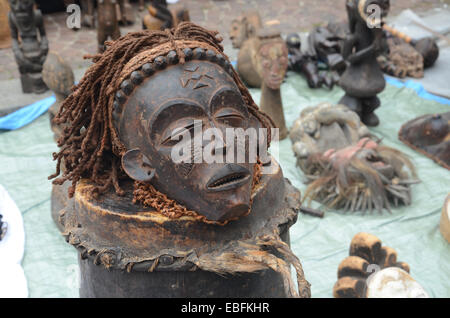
160, 119, 200, 147
215, 108, 246, 128
262, 59, 271, 68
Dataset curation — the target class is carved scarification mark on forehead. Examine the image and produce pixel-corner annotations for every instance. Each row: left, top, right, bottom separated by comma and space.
180, 65, 214, 90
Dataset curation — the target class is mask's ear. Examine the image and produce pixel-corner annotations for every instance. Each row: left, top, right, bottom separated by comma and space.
121, 149, 155, 182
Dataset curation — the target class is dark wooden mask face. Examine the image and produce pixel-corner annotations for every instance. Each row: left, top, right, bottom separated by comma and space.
116, 60, 258, 222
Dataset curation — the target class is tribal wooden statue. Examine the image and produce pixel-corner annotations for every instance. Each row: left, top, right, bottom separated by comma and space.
0, 0, 11, 48
234, 12, 264, 88
229, 10, 262, 50
118, 0, 135, 26
97, 0, 121, 53
142, 0, 190, 31
399, 112, 449, 170
286, 32, 339, 90
79, 0, 95, 28
290, 102, 417, 214
49, 23, 310, 298
339, 0, 390, 127
334, 233, 428, 298
308, 24, 346, 74
8, 0, 48, 94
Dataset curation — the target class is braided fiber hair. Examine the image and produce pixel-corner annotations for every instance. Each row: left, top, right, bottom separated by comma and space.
49, 22, 274, 199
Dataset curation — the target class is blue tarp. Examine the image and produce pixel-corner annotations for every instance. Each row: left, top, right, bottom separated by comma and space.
0, 96, 55, 131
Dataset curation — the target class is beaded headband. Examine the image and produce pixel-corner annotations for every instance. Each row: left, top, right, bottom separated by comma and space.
111, 44, 234, 122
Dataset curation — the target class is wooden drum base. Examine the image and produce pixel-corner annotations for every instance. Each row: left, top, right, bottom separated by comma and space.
53, 158, 310, 298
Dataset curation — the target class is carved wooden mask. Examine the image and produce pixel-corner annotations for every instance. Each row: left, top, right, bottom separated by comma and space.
113, 49, 260, 222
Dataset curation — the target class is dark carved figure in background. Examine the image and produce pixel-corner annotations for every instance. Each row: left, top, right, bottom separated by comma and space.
97, 0, 121, 52
143, 0, 190, 31
286, 22, 347, 90
286, 33, 338, 90
339, 0, 390, 127
308, 24, 347, 74
8, 0, 48, 94
80, 0, 95, 28
0, 214, 6, 241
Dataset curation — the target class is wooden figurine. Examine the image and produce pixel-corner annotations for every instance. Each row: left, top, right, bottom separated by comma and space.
97, 0, 121, 53
233, 12, 263, 88
286, 32, 338, 90
138, 0, 145, 11
290, 102, 417, 214
255, 29, 289, 140
142, 0, 189, 31
49, 23, 310, 298
79, 0, 95, 28
229, 10, 262, 50
338, 0, 390, 127
0, 0, 11, 48
8, 0, 48, 94
308, 25, 346, 73
441, 195, 450, 243
399, 112, 449, 170
334, 233, 428, 298
118, 0, 134, 25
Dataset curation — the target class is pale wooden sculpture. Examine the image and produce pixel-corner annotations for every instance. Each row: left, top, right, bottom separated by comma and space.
233, 11, 263, 88
0, 0, 11, 49
255, 29, 289, 140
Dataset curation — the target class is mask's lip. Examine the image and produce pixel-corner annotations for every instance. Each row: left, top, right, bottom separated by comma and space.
15, 13, 29, 18
206, 164, 251, 192
266, 75, 283, 89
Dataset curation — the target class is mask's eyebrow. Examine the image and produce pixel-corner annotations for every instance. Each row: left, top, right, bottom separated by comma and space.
209, 86, 248, 117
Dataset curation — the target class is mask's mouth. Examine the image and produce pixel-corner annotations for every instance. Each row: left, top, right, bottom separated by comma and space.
207, 164, 251, 192
266, 74, 283, 89
15, 12, 29, 19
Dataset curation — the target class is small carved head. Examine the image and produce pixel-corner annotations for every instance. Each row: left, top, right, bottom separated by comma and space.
8, 0, 34, 16
229, 11, 261, 49
254, 28, 288, 90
